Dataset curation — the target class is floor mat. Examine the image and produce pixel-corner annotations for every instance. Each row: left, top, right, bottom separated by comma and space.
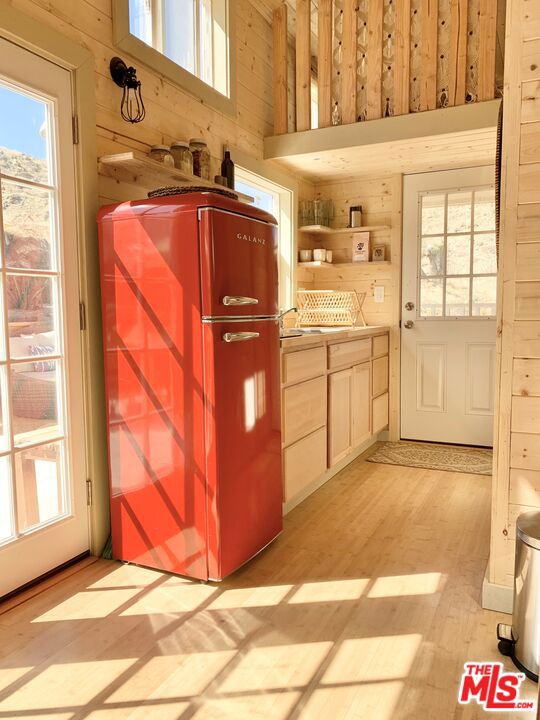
366, 441, 492, 475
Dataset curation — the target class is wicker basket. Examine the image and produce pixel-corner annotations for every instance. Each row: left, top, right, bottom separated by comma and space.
296, 290, 365, 327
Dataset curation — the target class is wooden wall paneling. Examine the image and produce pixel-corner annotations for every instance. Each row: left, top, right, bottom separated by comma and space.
366, 0, 384, 120
341, 0, 358, 124
393, 0, 411, 116
513, 321, 540, 357
447, 0, 468, 106
510, 468, 540, 507
318, 0, 333, 128
517, 204, 540, 242
295, 0, 311, 132
420, 0, 439, 111
477, 0, 497, 101
521, 80, 540, 123
520, 122, 540, 164
521, 39, 540, 83
522, 0, 540, 42
273, 3, 289, 135
516, 242, 540, 280
511, 395, 540, 433
510, 432, 540, 470
513, 358, 540, 396
518, 164, 540, 204
515, 281, 540, 319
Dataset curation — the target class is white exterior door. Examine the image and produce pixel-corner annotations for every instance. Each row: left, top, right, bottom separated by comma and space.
401, 168, 497, 447
0, 39, 88, 596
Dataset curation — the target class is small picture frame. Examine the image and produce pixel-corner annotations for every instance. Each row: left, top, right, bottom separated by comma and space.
372, 245, 386, 262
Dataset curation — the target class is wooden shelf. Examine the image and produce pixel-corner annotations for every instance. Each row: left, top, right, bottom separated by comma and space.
98, 151, 255, 203
298, 260, 391, 269
299, 224, 390, 234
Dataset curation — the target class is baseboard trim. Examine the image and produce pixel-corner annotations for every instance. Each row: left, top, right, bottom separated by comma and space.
283, 435, 379, 515
482, 565, 513, 615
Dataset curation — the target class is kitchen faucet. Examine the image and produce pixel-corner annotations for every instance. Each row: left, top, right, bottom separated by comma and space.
278, 306, 297, 330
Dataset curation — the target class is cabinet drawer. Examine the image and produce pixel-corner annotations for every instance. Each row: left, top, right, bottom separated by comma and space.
328, 338, 371, 370
372, 355, 389, 397
283, 427, 327, 502
283, 375, 327, 446
372, 392, 389, 433
373, 334, 389, 358
282, 345, 326, 385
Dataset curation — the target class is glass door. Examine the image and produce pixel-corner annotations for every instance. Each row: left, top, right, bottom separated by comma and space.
0, 38, 88, 597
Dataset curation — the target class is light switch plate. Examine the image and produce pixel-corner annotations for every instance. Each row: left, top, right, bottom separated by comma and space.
374, 285, 385, 303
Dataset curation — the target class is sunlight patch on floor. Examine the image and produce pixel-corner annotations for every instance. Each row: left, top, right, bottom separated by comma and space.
31, 588, 142, 622
322, 634, 423, 684
299, 680, 404, 719
367, 572, 444, 598
207, 584, 294, 610
120, 578, 218, 615
288, 578, 370, 604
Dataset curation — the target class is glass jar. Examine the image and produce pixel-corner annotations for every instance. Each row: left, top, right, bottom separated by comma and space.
170, 140, 193, 175
149, 145, 174, 166
189, 138, 211, 180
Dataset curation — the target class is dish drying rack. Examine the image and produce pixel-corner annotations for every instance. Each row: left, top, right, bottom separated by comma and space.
296, 290, 367, 327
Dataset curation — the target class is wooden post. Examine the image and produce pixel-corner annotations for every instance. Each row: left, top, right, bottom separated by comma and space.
341, 0, 357, 124
318, 0, 333, 128
393, 0, 411, 116
273, 3, 288, 135
367, 0, 384, 120
478, 0, 497, 101
296, 0, 311, 132
420, 0, 438, 111
448, 0, 468, 106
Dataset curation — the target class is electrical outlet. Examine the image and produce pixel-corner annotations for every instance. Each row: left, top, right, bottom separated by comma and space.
374, 285, 385, 303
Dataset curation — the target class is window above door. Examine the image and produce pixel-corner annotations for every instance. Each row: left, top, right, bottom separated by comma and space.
113, 0, 235, 116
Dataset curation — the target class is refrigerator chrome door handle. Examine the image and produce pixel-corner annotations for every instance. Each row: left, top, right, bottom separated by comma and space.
222, 295, 259, 306
222, 331, 260, 343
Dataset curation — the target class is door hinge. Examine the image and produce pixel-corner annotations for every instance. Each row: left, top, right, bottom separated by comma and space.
79, 301, 86, 331
86, 479, 93, 506
72, 115, 79, 145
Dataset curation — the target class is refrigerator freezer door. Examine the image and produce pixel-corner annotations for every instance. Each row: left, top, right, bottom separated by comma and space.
199, 208, 278, 318
203, 319, 283, 579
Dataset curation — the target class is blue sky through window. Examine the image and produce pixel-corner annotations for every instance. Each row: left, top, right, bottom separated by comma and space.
0, 85, 47, 160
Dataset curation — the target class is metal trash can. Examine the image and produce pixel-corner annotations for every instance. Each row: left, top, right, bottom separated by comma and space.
498, 510, 540, 681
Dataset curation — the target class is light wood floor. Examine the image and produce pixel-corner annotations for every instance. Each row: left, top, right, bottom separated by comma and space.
0, 454, 537, 720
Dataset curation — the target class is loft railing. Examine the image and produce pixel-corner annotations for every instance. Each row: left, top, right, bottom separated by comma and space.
272, 0, 502, 135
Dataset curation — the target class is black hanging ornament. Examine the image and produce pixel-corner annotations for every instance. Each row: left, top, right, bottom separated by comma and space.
109, 57, 146, 124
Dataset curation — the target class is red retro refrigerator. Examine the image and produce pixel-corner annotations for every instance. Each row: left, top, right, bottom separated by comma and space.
98, 191, 283, 581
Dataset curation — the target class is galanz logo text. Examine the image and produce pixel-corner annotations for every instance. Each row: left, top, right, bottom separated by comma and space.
236, 233, 265, 245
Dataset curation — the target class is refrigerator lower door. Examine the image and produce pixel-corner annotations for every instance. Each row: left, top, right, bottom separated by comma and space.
203, 319, 282, 580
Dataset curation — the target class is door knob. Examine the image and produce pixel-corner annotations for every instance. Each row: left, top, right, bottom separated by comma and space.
405, 301, 415, 311
404, 320, 414, 329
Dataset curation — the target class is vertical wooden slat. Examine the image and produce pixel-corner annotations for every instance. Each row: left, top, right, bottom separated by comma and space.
447, 0, 468, 106
367, 0, 384, 120
318, 0, 333, 128
296, 0, 311, 132
420, 0, 438, 111
273, 3, 288, 135
393, 0, 411, 116
341, 0, 357, 124
478, 0, 497, 101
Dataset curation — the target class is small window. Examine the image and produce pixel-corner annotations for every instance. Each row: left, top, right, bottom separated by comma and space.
418, 188, 497, 318
114, 0, 233, 114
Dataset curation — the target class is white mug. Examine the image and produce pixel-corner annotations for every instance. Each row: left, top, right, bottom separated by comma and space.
313, 248, 326, 262
299, 249, 312, 262
325, 250, 333, 263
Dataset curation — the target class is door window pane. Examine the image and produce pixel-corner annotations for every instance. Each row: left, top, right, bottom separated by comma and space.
3, 181, 55, 270
473, 233, 497, 275
421, 236, 444, 276
11, 360, 60, 443
0, 456, 13, 542
472, 276, 497, 316
446, 278, 470, 316
447, 192, 472, 233
447, 235, 471, 276
474, 188, 496, 231
0, 366, 9, 453
420, 278, 443, 317
421, 194, 445, 235
15, 441, 65, 532
0, 84, 50, 184
7, 275, 58, 358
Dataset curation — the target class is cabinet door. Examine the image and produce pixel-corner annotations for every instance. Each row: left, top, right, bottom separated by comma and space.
328, 368, 352, 466
283, 376, 327, 446
351, 362, 371, 447
373, 392, 389, 433
372, 355, 389, 397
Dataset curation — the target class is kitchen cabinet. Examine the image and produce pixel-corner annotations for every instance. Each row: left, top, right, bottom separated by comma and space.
281, 328, 390, 508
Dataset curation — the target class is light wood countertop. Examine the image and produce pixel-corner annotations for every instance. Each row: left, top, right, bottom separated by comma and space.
280, 325, 390, 350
